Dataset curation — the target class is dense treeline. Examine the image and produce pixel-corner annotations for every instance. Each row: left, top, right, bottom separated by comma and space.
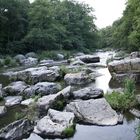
98, 0, 140, 52
0, 0, 98, 54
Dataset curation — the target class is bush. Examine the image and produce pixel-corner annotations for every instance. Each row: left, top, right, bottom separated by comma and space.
105, 79, 138, 111
38, 51, 58, 60
4, 56, 17, 67
62, 124, 76, 138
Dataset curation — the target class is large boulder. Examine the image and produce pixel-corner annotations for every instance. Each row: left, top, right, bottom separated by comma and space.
4, 96, 22, 107
34, 109, 75, 138
24, 82, 61, 97
14, 54, 25, 64
0, 106, 7, 116
66, 98, 119, 126
25, 52, 37, 58
57, 54, 64, 60
3, 81, 29, 96
37, 86, 70, 111
76, 55, 100, 63
72, 87, 103, 100
0, 119, 33, 140
64, 72, 92, 85
108, 58, 140, 74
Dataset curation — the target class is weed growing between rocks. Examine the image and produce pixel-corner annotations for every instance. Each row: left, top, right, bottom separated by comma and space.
62, 124, 76, 138
105, 79, 139, 112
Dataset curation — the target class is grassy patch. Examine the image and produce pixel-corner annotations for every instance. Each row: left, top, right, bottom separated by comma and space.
105, 79, 139, 111
15, 112, 25, 120
62, 124, 76, 138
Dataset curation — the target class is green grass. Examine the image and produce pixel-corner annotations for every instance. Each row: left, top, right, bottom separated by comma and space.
15, 112, 25, 120
105, 79, 139, 111
62, 124, 76, 138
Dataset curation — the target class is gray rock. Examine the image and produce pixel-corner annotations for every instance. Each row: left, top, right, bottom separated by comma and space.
34, 109, 75, 137
3, 81, 29, 96
37, 87, 70, 111
25, 52, 37, 58
37, 94, 61, 111
21, 57, 38, 66
14, 54, 26, 64
57, 54, 64, 60
71, 59, 85, 66
21, 98, 35, 106
76, 55, 100, 63
64, 72, 92, 85
4, 96, 22, 107
66, 98, 119, 126
108, 58, 140, 74
24, 82, 61, 97
130, 109, 140, 118
72, 87, 103, 100
23, 133, 43, 140
130, 51, 140, 59
0, 119, 33, 140
0, 106, 7, 116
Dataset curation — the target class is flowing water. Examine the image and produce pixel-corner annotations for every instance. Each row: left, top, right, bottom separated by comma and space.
0, 51, 140, 140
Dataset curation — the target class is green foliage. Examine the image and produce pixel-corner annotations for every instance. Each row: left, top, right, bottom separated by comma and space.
0, 97, 4, 101
15, 112, 25, 120
62, 125, 76, 138
98, 0, 140, 52
32, 94, 41, 102
105, 78, 138, 111
4, 56, 17, 67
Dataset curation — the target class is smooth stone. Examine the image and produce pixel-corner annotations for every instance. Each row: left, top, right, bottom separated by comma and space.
25, 52, 37, 58
66, 98, 119, 126
130, 109, 140, 118
34, 109, 75, 137
64, 72, 92, 85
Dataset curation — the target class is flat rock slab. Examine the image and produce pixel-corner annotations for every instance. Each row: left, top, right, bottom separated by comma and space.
34, 109, 75, 138
0, 119, 33, 140
0, 106, 7, 116
4, 96, 22, 107
72, 87, 103, 100
66, 98, 119, 126
130, 109, 140, 118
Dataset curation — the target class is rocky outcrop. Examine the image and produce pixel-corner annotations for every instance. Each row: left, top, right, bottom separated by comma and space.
72, 87, 103, 100
34, 109, 75, 138
3, 81, 29, 96
64, 72, 92, 85
4, 96, 22, 107
0, 119, 33, 140
21, 57, 38, 66
108, 57, 140, 83
66, 98, 119, 126
24, 82, 61, 97
5, 66, 61, 84
0, 106, 7, 116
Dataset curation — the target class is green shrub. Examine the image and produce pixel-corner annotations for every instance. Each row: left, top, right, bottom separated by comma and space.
4, 56, 17, 67
0, 97, 3, 101
38, 51, 58, 60
62, 125, 76, 138
105, 79, 138, 111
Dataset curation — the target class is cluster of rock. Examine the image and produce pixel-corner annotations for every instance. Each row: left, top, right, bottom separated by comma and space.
0, 52, 124, 140
108, 52, 140, 83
